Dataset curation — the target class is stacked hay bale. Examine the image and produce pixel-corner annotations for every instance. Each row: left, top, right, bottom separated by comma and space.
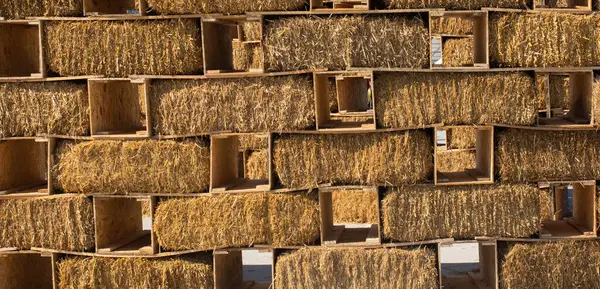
0, 0, 83, 19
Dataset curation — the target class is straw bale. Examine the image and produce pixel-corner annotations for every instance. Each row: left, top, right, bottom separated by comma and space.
269, 192, 320, 246
536, 73, 549, 110
54, 139, 210, 194
0, 0, 82, 19
149, 75, 314, 135
328, 78, 338, 112
242, 21, 262, 41
232, 41, 263, 71
275, 247, 439, 289
375, 72, 537, 128
238, 135, 267, 151
447, 127, 477, 149
489, 12, 600, 67
386, 0, 527, 9
273, 131, 433, 188
44, 19, 203, 77
549, 75, 569, 109
538, 0, 570, 7
436, 150, 476, 172
141, 199, 151, 217
0, 81, 89, 138
246, 149, 268, 179
431, 17, 473, 35
497, 129, 600, 181
263, 15, 429, 71
331, 189, 379, 224
145, 0, 306, 14
501, 241, 600, 289
0, 195, 94, 251
595, 79, 600, 125
382, 184, 550, 242
58, 256, 213, 289
0, 253, 53, 289
442, 38, 474, 67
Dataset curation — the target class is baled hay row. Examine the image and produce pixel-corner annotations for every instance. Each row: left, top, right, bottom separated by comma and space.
489, 13, 600, 67
501, 241, 600, 289
264, 16, 429, 71
150, 75, 314, 135
0, 254, 53, 289
0, 0, 82, 19
58, 256, 213, 289
431, 17, 473, 35
549, 75, 569, 109
331, 190, 379, 224
45, 20, 203, 77
375, 72, 537, 128
497, 129, 600, 181
0, 81, 89, 137
269, 193, 320, 247
536, 74, 549, 110
275, 247, 439, 289
232, 41, 263, 71
145, 0, 306, 14
387, 0, 527, 9
242, 22, 262, 41
246, 149, 268, 179
238, 135, 267, 151
273, 131, 433, 188
54, 139, 210, 194
382, 185, 550, 242
447, 127, 477, 149
436, 150, 476, 172
442, 38, 474, 67
594, 79, 600, 125
0, 195, 94, 251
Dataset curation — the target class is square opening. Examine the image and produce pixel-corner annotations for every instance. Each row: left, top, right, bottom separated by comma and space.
210, 134, 270, 193
440, 241, 497, 289
537, 72, 592, 127
534, 0, 591, 10
430, 12, 488, 69
435, 126, 494, 185
83, 0, 145, 15
314, 72, 375, 131
0, 139, 49, 195
214, 249, 273, 289
539, 181, 597, 238
0, 22, 43, 78
310, 0, 369, 10
202, 18, 264, 74
94, 197, 156, 255
319, 188, 380, 245
88, 79, 149, 137
0, 252, 53, 289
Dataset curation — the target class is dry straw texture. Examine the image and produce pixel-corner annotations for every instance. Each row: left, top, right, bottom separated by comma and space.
54, 139, 210, 194
442, 38, 474, 67
45, 19, 203, 77
264, 15, 429, 71
246, 149, 268, 179
535, 0, 569, 7
549, 75, 569, 109
489, 12, 600, 67
238, 135, 267, 151
447, 127, 477, 149
0, 253, 53, 289
501, 241, 600, 289
382, 185, 551, 242
497, 129, 600, 181
536, 74, 549, 110
273, 131, 433, 188
275, 247, 439, 289
149, 75, 314, 135
436, 150, 476, 172
232, 41, 263, 71
376, 72, 537, 127
594, 79, 600, 125
0, 195, 94, 251
58, 256, 213, 289
145, 0, 306, 14
242, 22, 262, 41
154, 192, 319, 251
386, 0, 527, 9
331, 189, 379, 224
0, 0, 82, 19
0, 81, 89, 137
431, 17, 473, 35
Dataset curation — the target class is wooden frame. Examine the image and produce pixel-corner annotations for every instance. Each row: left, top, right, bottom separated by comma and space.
313, 71, 376, 131
0, 138, 53, 197
533, 0, 591, 12
538, 181, 597, 239
88, 78, 151, 138
83, 0, 147, 16
434, 126, 494, 186
0, 251, 53, 289
319, 187, 381, 246
210, 133, 271, 193
93, 196, 158, 256
214, 248, 273, 289
0, 20, 45, 79
310, 0, 370, 10
536, 71, 594, 128
440, 240, 498, 289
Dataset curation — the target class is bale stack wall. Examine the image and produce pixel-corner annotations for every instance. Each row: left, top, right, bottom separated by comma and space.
0, 0, 83, 19
144, 0, 307, 14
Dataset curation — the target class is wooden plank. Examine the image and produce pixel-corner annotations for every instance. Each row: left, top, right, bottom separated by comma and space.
94, 197, 145, 253
214, 250, 243, 289
210, 136, 239, 191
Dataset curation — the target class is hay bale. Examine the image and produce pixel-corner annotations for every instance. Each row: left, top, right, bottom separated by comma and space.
145, 0, 306, 14
540, 0, 570, 7
501, 241, 600, 289
536, 73, 549, 110
594, 79, 600, 125
54, 139, 210, 194
382, 184, 551, 242
331, 189, 379, 224
238, 135, 267, 151
44, 19, 203, 77
149, 75, 314, 135
431, 16, 473, 35
496, 129, 600, 181
489, 12, 600, 67
269, 192, 320, 246
232, 41, 263, 71
0, 195, 94, 251
273, 131, 433, 188
436, 150, 476, 172
328, 78, 338, 112
386, 0, 527, 9
263, 15, 429, 71
442, 38, 474, 67
246, 149, 268, 179
0, 0, 82, 19
447, 127, 477, 149
549, 75, 569, 109
58, 256, 213, 289
375, 72, 537, 128
275, 247, 439, 289
242, 22, 262, 41
0, 81, 89, 138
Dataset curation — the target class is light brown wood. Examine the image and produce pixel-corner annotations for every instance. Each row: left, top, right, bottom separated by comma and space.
0, 139, 47, 193
0, 252, 53, 289
572, 182, 596, 234
0, 21, 43, 77
214, 250, 244, 289
478, 242, 498, 289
